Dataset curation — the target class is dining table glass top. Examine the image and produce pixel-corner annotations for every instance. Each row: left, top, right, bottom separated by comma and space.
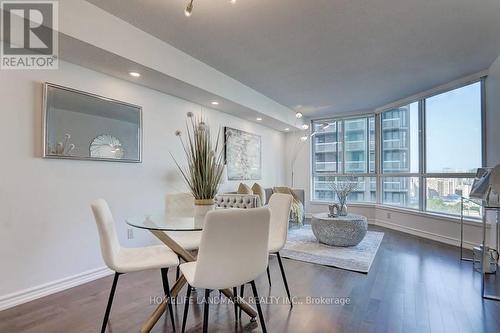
126, 214, 204, 231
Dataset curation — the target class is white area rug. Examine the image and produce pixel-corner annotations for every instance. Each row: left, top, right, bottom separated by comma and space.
280, 226, 384, 273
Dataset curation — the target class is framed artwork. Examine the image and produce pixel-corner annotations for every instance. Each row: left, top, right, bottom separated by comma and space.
42, 83, 142, 163
224, 127, 262, 180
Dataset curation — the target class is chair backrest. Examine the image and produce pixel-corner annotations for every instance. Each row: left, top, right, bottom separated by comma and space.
268, 193, 293, 251
90, 199, 121, 271
192, 207, 271, 289
165, 192, 195, 218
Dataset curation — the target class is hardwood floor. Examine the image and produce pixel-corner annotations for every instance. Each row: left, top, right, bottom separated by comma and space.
1, 225, 499, 333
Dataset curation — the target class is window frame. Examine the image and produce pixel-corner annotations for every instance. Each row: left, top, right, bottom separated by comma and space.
310, 78, 486, 219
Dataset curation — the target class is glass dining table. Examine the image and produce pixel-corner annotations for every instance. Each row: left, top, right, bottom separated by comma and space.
126, 213, 258, 332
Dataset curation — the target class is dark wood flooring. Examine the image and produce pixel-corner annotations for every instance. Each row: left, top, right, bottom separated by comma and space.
1, 225, 500, 333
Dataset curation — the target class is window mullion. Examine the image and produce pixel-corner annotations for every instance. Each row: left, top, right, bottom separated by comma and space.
375, 113, 382, 204
419, 99, 426, 212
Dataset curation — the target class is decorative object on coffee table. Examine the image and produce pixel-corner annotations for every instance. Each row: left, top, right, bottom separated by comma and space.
329, 177, 358, 216
311, 213, 368, 247
171, 112, 225, 217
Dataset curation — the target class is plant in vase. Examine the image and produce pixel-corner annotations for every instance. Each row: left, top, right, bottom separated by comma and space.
171, 112, 226, 217
328, 177, 358, 217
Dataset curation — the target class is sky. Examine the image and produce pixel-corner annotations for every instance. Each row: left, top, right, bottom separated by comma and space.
425, 82, 482, 173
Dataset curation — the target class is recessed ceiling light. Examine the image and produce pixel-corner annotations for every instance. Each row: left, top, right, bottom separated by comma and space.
295, 112, 303, 119
300, 136, 308, 142
301, 124, 309, 130
211, 101, 219, 105
229, 0, 237, 4
129, 72, 141, 77
256, 117, 262, 121
284, 128, 290, 131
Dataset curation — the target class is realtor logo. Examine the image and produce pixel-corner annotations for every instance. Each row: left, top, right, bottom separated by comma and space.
1, 1, 58, 69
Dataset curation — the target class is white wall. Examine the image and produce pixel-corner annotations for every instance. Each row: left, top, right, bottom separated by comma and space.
486, 54, 500, 166
0, 60, 286, 307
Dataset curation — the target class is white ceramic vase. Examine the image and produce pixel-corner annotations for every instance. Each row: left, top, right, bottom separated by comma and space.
194, 199, 216, 218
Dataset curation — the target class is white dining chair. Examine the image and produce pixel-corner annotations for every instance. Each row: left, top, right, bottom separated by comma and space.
164, 193, 202, 280
267, 193, 294, 306
180, 208, 271, 333
239, 193, 293, 313
91, 199, 179, 333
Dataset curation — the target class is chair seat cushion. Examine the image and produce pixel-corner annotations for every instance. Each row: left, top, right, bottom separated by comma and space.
268, 240, 285, 253
114, 245, 179, 273
179, 261, 197, 285
167, 231, 202, 251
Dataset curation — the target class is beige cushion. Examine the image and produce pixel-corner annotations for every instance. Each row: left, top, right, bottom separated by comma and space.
252, 183, 266, 205
238, 183, 253, 194
273, 186, 299, 201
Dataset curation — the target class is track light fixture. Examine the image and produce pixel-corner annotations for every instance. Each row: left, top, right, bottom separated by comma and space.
184, 0, 236, 17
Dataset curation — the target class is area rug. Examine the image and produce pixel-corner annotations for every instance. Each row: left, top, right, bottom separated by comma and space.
280, 226, 384, 273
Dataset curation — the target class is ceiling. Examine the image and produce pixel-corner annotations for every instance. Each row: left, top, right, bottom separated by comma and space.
58, 35, 298, 131
86, 0, 500, 118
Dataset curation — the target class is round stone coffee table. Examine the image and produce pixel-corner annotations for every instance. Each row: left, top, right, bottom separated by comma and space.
311, 213, 368, 247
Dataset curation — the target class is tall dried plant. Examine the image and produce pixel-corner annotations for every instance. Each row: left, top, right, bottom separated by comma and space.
329, 177, 358, 207
171, 112, 226, 200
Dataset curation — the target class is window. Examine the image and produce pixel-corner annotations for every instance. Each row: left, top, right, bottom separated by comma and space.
344, 118, 367, 173
426, 178, 480, 217
311, 80, 484, 219
381, 102, 420, 209
382, 177, 419, 209
312, 116, 375, 202
425, 82, 482, 173
423, 82, 482, 217
312, 176, 376, 203
381, 102, 419, 173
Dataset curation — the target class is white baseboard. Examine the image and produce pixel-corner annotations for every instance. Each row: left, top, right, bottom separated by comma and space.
372, 219, 476, 250
305, 212, 476, 250
0, 266, 113, 311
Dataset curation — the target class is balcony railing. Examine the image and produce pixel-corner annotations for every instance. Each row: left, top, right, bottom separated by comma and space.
344, 140, 366, 151
383, 161, 408, 171
315, 162, 337, 171
314, 142, 337, 153
344, 121, 366, 131
382, 119, 408, 130
344, 161, 366, 172
383, 140, 409, 150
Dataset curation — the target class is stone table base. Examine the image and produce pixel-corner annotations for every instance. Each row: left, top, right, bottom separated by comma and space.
311, 213, 368, 247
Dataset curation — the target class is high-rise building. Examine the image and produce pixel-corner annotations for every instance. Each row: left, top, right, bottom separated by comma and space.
381, 107, 414, 206
312, 108, 415, 205
312, 117, 376, 202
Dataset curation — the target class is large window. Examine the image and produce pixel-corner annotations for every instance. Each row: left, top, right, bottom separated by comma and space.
312, 116, 375, 202
423, 82, 482, 217
426, 82, 482, 173
311, 80, 484, 218
381, 102, 420, 209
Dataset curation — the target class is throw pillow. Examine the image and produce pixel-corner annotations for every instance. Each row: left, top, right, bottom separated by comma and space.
252, 183, 266, 206
238, 183, 253, 194
273, 186, 299, 201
